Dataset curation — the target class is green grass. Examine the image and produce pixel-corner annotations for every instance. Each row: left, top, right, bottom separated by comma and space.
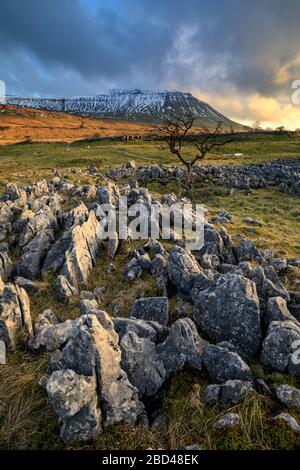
0, 132, 299, 188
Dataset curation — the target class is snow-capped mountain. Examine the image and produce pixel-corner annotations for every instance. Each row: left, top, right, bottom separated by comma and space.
6, 89, 244, 129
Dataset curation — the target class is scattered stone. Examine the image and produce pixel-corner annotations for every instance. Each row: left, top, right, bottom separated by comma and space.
213, 413, 241, 430
64, 202, 89, 230
273, 413, 300, 432
270, 258, 288, 273
113, 317, 162, 343
235, 237, 262, 262
59, 312, 146, 427
288, 292, 300, 322
210, 210, 233, 225
220, 380, 254, 405
243, 217, 263, 226
17, 230, 55, 279
275, 384, 300, 408
108, 235, 119, 259
46, 369, 98, 420
137, 253, 152, 271
60, 211, 101, 288
124, 257, 142, 281
203, 384, 221, 405
108, 263, 117, 274
0, 275, 4, 295
204, 380, 254, 406
185, 444, 201, 450
0, 246, 13, 281
79, 298, 98, 316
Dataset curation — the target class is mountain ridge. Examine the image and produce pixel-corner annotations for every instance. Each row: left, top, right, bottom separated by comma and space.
6, 89, 246, 130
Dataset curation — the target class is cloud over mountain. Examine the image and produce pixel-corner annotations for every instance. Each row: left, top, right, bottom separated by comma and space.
1, 0, 300, 128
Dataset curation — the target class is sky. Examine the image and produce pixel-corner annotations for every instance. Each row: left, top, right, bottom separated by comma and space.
1, 0, 300, 129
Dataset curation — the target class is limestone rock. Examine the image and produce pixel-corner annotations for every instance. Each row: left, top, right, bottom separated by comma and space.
59, 312, 146, 427
194, 273, 261, 358
235, 238, 262, 262
220, 380, 254, 405
46, 369, 97, 419
157, 318, 205, 378
260, 321, 300, 375
265, 296, 298, 326
213, 413, 241, 430
131, 297, 169, 325
203, 384, 221, 405
167, 246, 201, 297
0, 284, 33, 349
28, 310, 74, 352
275, 384, 300, 408
120, 331, 166, 397
60, 211, 101, 287
14, 276, 41, 294
17, 230, 55, 279
273, 413, 300, 432
64, 202, 89, 230
55, 275, 78, 303
202, 344, 253, 384
113, 317, 166, 343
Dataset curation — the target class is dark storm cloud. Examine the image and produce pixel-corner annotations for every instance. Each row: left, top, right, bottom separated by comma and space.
1, 0, 300, 97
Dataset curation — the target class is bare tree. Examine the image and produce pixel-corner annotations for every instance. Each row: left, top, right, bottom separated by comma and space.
252, 120, 262, 132
152, 112, 240, 195
153, 112, 196, 173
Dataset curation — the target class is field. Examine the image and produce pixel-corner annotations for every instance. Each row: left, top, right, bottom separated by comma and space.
0, 105, 149, 145
0, 132, 300, 450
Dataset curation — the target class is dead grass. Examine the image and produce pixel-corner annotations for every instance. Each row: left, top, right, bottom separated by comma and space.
0, 104, 149, 145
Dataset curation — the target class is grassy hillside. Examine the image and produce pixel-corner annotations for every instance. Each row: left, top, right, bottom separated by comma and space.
0, 105, 149, 145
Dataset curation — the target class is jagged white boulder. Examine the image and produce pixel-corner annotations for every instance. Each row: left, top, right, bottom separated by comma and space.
28, 310, 74, 352
60, 211, 101, 287
260, 321, 300, 375
55, 275, 78, 303
157, 318, 205, 378
193, 273, 261, 358
0, 283, 33, 349
46, 311, 146, 443
120, 331, 166, 397
167, 246, 201, 297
